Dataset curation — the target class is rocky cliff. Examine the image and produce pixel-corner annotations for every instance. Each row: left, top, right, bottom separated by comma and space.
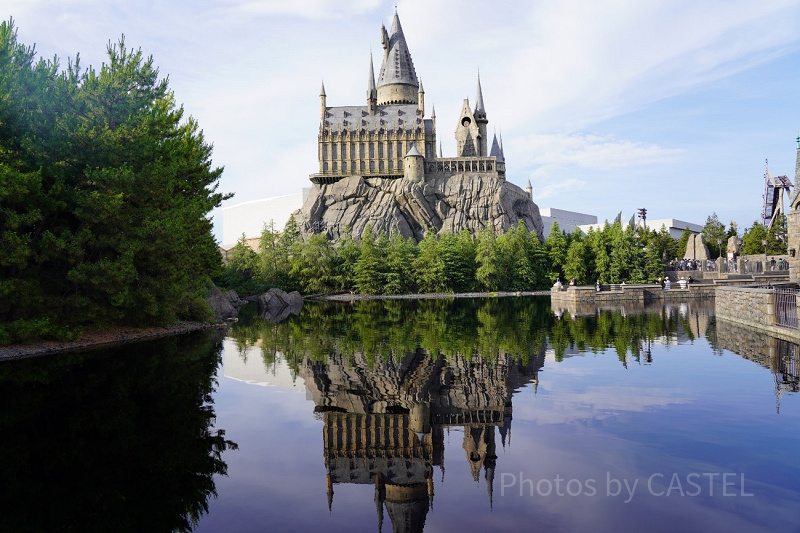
292, 174, 545, 242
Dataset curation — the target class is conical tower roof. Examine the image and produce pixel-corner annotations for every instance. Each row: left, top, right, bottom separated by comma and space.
367, 53, 377, 99
378, 11, 419, 89
489, 133, 504, 162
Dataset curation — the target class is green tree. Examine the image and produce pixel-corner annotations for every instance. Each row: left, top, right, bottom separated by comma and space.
440, 230, 476, 292
291, 232, 335, 294
332, 226, 360, 291
385, 231, 417, 294
564, 237, 588, 285
608, 222, 638, 283
475, 227, 501, 290
767, 213, 788, 254
353, 225, 386, 294
545, 222, 569, 283
702, 213, 726, 259
741, 221, 769, 255
676, 227, 692, 261
413, 230, 448, 293
0, 24, 227, 342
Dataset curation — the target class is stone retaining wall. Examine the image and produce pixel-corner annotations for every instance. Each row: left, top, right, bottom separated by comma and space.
715, 286, 800, 341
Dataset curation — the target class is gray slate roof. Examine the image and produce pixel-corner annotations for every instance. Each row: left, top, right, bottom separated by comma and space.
378, 12, 418, 88
323, 104, 433, 135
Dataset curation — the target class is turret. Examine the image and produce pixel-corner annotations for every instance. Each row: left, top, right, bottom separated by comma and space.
526, 179, 533, 199
377, 11, 419, 105
418, 79, 425, 116
403, 143, 425, 183
319, 81, 327, 121
474, 74, 488, 156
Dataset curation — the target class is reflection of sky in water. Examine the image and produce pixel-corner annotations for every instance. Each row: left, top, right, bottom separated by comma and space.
197, 323, 800, 532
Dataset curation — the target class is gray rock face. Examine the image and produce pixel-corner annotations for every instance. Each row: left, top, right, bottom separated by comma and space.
683, 234, 710, 261
207, 285, 244, 322
292, 174, 545, 242
256, 288, 304, 323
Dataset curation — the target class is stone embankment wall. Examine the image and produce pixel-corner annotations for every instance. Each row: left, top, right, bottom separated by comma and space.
715, 319, 788, 369
550, 284, 715, 306
715, 286, 800, 341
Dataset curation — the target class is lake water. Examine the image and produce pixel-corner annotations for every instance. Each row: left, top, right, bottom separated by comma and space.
2, 297, 799, 533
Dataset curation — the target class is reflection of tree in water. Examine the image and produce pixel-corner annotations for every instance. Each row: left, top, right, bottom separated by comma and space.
0, 332, 236, 532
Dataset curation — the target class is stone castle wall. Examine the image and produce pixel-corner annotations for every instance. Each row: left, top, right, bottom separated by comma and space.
715, 286, 800, 341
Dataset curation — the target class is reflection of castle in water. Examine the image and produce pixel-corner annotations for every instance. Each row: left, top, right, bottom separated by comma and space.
301, 347, 545, 532
715, 321, 800, 413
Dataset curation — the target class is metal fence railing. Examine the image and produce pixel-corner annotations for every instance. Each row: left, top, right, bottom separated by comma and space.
775, 288, 799, 328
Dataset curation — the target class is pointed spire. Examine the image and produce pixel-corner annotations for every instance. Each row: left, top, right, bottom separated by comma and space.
377, 10, 419, 104
439, 140, 443, 158
490, 133, 504, 163
375, 475, 384, 533
320, 80, 326, 96
474, 72, 486, 118
431, 105, 436, 119
418, 79, 424, 93
326, 471, 334, 513
368, 53, 377, 98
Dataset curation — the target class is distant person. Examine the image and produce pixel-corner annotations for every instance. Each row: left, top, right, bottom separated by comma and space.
664, 278, 671, 290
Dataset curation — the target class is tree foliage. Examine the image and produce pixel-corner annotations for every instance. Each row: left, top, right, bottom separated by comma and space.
0, 20, 227, 343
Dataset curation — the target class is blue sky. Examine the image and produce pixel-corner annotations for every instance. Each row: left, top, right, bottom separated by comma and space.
4, 0, 800, 236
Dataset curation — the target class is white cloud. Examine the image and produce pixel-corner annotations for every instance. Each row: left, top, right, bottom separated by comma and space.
512, 133, 684, 171
221, 0, 382, 19
4, 0, 800, 229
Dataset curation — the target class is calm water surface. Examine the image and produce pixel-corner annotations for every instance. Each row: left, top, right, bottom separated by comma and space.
2, 297, 799, 533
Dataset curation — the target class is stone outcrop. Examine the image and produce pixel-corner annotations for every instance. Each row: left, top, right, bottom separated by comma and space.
207, 284, 245, 322
292, 174, 545, 242
683, 233, 710, 261
256, 288, 304, 323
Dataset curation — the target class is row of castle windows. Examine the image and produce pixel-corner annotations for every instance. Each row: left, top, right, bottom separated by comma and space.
321, 141, 435, 162
321, 160, 403, 172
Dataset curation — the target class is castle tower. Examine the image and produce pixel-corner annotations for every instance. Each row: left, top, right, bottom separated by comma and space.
404, 143, 425, 183
787, 136, 800, 282
377, 11, 419, 106
455, 99, 479, 157
474, 74, 488, 156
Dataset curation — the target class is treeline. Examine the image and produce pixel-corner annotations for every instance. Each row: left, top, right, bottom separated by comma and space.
220, 216, 680, 296
227, 297, 705, 368
0, 21, 226, 344
221, 219, 550, 295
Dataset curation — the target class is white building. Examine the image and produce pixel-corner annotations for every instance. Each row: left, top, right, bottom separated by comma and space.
577, 217, 702, 239
220, 191, 308, 249
540, 208, 597, 236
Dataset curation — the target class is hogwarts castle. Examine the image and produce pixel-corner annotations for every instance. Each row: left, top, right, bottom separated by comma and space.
294, 10, 544, 242
311, 12, 506, 185
301, 346, 545, 533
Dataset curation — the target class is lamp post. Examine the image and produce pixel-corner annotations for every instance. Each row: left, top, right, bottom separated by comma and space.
763, 238, 768, 272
